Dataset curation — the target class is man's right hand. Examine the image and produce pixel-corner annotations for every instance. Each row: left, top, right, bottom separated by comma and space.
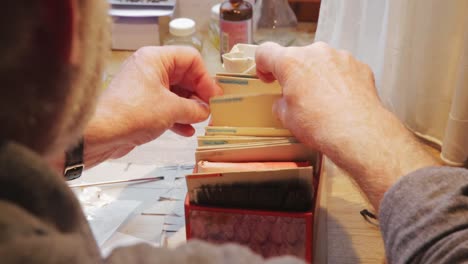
256, 42, 440, 211
256, 42, 383, 152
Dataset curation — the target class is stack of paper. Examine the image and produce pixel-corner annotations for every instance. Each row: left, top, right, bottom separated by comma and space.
194, 73, 315, 163
185, 73, 317, 211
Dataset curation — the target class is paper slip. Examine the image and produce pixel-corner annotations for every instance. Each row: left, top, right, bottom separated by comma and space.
164, 215, 185, 226
195, 142, 315, 162
198, 136, 292, 146
143, 200, 184, 217
159, 188, 187, 201
101, 232, 159, 258
163, 224, 185, 232
88, 200, 142, 246
164, 227, 187, 248
119, 214, 165, 242
205, 126, 292, 137
196, 138, 299, 150
215, 75, 281, 95
163, 216, 185, 232
210, 93, 284, 128
197, 161, 310, 174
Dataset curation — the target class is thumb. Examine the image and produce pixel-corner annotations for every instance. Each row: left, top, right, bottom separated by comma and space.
171, 94, 211, 124
272, 97, 288, 126
256, 42, 284, 83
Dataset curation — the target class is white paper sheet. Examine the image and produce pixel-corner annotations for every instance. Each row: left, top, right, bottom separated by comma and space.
142, 200, 184, 217
88, 200, 142, 246
101, 232, 160, 258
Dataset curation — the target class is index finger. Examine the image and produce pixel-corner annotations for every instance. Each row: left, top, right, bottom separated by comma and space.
161, 46, 223, 103
255, 42, 285, 83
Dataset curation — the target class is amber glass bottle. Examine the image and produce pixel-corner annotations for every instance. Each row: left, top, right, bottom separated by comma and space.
219, 0, 253, 56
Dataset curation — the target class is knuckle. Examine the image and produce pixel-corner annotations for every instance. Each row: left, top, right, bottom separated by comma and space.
131, 46, 161, 64
283, 47, 305, 65
366, 67, 376, 82
358, 62, 376, 84
311, 42, 335, 59
276, 51, 300, 78
281, 52, 298, 67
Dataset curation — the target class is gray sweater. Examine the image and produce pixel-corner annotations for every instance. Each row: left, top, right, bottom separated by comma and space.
1, 141, 467, 263
380, 166, 468, 263
0, 142, 302, 263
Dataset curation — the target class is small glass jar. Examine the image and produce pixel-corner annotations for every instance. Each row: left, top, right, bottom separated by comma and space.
164, 18, 203, 52
208, 3, 221, 50
255, 0, 298, 46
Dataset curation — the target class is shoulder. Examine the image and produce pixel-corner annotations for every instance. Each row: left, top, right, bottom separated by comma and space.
105, 240, 305, 264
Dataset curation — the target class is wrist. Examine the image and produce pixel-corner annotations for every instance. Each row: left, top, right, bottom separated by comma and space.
83, 111, 136, 167
63, 138, 85, 180
45, 152, 65, 176
320, 106, 440, 210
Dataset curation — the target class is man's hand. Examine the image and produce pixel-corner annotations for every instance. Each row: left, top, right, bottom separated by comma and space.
256, 42, 381, 151
84, 46, 222, 166
256, 42, 439, 210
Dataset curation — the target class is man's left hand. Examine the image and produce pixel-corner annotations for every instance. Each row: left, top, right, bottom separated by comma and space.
84, 46, 222, 165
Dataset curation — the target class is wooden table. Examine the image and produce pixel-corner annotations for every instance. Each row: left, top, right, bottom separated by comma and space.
318, 160, 385, 263
106, 23, 393, 263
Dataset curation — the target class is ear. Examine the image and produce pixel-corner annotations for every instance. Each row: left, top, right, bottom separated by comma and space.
43, 0, 80, 64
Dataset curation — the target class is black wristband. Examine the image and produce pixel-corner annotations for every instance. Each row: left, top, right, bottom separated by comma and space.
64, 138, 85, 181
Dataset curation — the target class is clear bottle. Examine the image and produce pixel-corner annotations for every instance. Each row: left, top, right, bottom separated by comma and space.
164, 18, 203, 52
219, 0, 253, 56
209, 3, 221, 50
255, 0, 298, 46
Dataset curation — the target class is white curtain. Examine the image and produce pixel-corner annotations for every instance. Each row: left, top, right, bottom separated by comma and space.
315, 0, 468, 166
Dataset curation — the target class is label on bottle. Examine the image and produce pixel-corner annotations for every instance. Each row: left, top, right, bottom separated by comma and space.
220, 18, 252, 55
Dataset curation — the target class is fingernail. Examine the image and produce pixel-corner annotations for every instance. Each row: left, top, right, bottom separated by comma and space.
272, 98, 286, 122
191, 95, 210, 110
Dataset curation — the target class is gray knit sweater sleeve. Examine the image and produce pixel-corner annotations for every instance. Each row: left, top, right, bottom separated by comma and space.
379, 167, 468, 264
105, 241, 305, 264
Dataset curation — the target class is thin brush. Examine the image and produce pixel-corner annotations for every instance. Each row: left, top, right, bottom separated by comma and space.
68, 176, 164, 188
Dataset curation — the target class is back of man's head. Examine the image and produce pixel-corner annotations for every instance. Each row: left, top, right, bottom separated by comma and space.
0, 1, 109, 157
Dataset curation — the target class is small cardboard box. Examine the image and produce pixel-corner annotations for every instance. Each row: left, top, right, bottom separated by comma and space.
109, 4, 175, 50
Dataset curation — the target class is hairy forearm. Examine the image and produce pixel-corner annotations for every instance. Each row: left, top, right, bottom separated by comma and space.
45, 109, 136, 176
321, 106, 440, 211
45, 136, 134, 176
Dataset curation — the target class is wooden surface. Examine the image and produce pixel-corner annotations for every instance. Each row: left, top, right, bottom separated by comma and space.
322, 160, 385, 263
106, 22, 442, 263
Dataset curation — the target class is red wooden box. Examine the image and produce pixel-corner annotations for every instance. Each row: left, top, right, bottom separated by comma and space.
185, 154, 323, 263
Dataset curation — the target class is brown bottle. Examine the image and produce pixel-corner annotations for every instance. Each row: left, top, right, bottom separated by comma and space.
219, 0, 253, 57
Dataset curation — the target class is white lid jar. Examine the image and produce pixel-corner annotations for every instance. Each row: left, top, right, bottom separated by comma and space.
164, 18, 203, 52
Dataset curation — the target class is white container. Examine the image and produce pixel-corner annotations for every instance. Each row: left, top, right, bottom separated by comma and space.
109, 5, 175, 50
164, 18, 203, 52
111, 16, 160, 50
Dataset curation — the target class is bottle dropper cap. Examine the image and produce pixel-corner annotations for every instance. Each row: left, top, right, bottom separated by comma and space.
169, 18, 196, 37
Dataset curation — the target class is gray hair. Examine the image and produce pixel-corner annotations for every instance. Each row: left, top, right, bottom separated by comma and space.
0, 1, 109, 155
